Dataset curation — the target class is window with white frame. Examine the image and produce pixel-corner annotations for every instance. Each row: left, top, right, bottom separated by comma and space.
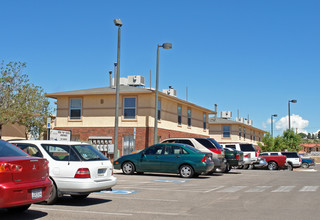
123, 97, 136, 119
178, 106, 182, 125
70, 98, 82, 120
187, 109, 191, 127
158, 99, 161, 121
223, 125, 231, 138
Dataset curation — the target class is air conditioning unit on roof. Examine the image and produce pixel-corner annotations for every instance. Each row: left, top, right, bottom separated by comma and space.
128, 75, 145, 86
163, 86, 177, 97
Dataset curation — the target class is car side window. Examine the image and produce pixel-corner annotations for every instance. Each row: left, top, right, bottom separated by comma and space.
270, 153, 278, 156
14, 143, 43, 158
260, 153, 267, 156
42, 144, 80, 161
145, 145, 164, 155
172, 146, 182, 155
164, 146, 173, 155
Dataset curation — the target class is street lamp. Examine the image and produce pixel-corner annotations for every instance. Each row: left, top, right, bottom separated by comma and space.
271, 114, 278, 138
154, 43, 172, 144
113, 18, 122, 160
288, 99, 297, 131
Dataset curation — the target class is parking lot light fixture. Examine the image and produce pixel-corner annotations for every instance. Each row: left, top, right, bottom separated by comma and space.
271, 114, 278, 138
288, 99, 297, 131
113, 18, 122, 160
154, 43, 172, 144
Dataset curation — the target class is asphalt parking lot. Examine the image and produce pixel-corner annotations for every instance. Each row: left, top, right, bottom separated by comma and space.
2, 166, 320, 220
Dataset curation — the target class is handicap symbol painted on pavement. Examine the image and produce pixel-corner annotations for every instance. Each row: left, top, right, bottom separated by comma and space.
100, 190, 140, 195
154, 179, 190, 183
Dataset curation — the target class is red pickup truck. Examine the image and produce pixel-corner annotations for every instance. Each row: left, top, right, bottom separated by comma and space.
260, 155, 288, 170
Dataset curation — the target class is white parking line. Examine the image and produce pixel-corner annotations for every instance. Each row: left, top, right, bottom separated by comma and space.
299, 186, 319, 192
217, 186, 247, 192
204, 186, 224, 193
34, 207, 132, 216
271, 186, 295, 192
245, 186, 272, 192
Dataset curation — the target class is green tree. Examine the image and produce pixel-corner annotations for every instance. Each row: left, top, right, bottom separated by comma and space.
298, 133, 307, 139
282, 129, 302, 151
273, 136, 286, 151
258, 132, 273, 152
0, 61, 50, 139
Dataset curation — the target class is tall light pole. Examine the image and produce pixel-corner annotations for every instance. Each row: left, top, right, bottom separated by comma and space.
288, 99, 297, 131
113, 18, 122, 160
271, 114, 277, 138
154, 43, 172, 144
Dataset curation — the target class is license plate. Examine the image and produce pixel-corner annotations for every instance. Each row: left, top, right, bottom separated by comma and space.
98, 169, 106, 176
32, 188, 42, 199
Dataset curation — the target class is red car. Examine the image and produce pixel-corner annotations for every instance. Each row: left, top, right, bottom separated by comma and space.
0, 140, 52, 212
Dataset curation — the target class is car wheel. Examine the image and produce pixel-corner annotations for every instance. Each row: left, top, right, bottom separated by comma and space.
179, 164, 194, 178
302, 162, 309, 169
243, 164, 249, 169
46, 180, 58, 205
224, 163, 231, 173
286, 163, 293, 171
71, 194, 89, 200
268, 161, 278, 170
122, 161, 135, 175
7, 204, 31, 213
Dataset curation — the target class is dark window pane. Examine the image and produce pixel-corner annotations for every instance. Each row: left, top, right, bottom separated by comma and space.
124, 109, 136, 119
240, 144, 256, 151
124, 98, 136, 108
70, 109, 81, 119
195, 138, 215, 149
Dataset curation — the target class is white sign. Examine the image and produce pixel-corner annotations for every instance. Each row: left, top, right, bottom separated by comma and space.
50, 129, 71, 141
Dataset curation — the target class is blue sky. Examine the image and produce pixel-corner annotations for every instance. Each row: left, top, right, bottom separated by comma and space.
1, 0, 319, 136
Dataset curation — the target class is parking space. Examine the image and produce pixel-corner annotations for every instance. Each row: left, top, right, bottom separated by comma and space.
2, 166, 320, 219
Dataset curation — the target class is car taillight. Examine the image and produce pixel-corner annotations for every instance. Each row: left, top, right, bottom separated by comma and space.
201, 156, 206, 162
43, 160, 49, 170
74, 168, 90, 178
312, 160, 314, 163
244, 154, 249, 158
255, 152, 257, 157
236, 153, 240, 160
0, 163, 23, 173
299, 158, 301, 162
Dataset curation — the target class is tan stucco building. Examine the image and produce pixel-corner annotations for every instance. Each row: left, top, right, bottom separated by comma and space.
1, 123, 26, 141
46, 85, 216, 158
209, 117, 266, 147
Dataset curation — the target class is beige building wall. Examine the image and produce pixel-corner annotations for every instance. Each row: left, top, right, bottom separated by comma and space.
54, 92, 212, 137
1, 123, 26, 141
209, 122, 265, 146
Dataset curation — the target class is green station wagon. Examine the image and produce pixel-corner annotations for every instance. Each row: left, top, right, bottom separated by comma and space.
113, 143, 215, 178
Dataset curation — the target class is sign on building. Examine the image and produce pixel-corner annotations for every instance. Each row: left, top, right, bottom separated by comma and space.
50, 129, 71, 141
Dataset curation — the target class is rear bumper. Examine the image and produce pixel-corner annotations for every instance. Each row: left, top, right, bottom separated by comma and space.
56, 176, 117, 195
0, 178, 52, 208
254, 160, 268, 168
194, 162, 215, 175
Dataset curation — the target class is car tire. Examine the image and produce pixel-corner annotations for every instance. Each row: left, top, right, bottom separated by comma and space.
122, 161, 135, 175
179, 164, 194, 178
7, 204, 31, 213
286, 163, 293, 171
302, 162, 309, 169
71, 194, 89, 200
243, 164, 249, 169
268, 161, 278, 170
224, 163, 231, 173
46, 180, 58, 205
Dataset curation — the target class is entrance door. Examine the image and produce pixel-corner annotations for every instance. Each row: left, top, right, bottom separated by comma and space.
122, 135, 135, 155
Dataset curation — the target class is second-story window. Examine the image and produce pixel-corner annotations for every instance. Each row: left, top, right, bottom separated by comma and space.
239, 126, 242, 139
178, 106, 182, 125
203, 113, 207, 130
70, 98, 82, 120
158, 99, 161, 121
123, 97, 136, 119
223, 125, 231, 138
187, 109, 191, 127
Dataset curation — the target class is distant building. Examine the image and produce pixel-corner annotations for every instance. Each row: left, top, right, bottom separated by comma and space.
46, 81, 216, 159
209, 114, 266, 147
1, 123, 26, 140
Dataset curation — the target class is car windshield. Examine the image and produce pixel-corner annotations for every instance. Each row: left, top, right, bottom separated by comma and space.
240, 144, 256, 152
195, 138, 216, 149
72, 144, 109, 161
42, 144, 109, 161
207, 138, 223, 149
181, 144, 201, 153
0, 140, 29, 157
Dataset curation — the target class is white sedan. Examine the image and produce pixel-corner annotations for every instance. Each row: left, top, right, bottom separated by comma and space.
10, 140, 117, 204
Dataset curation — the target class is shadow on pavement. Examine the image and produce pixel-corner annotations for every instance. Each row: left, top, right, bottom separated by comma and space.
0, 208, 48, 220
